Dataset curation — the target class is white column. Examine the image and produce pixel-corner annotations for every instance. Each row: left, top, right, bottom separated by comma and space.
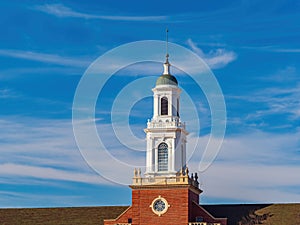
146, 136, 150, 173
153, 94, 159, 118
146, 136, 153, 173
171, 138, 175, 172
168, 93, 171, 116
182, 137, 186, 167
154, 142, 158, 172
171, 93, 175, 117
151, 138, 155, 172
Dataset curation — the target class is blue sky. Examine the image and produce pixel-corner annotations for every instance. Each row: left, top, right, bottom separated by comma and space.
0, 0, 300, 208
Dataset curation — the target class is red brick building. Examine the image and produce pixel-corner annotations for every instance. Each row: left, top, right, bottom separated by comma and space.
104, 55, 227, 225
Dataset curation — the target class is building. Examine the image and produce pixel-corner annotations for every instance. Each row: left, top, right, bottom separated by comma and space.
1, 203, 300, 225
104, 54, 227, 225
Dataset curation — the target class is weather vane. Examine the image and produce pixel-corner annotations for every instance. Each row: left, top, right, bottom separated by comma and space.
166, 28, 169, 60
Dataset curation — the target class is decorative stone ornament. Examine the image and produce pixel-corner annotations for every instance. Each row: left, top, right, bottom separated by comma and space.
149, 195, 170, 216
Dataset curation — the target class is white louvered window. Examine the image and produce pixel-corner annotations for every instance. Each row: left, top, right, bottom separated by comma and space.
158, 143, 168, 171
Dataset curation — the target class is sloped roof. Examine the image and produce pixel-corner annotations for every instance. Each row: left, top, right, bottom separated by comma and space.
0, 206, 129, 225
202, 203, 300, 225
0, 204, 299, 225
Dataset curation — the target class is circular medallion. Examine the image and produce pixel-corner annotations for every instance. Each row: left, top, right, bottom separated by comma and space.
154, 199, 165, 212
150, 196, 170, 216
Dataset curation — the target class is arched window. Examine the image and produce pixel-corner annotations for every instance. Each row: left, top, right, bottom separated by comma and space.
158, 143, 168, 171
161, 97, 168, 115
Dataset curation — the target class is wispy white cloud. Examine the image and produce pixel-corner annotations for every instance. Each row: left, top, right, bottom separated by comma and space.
259, 66, 298, 82
242, 45, 300, 53
0, 67, 82, 80
0, 117, 143, 186
186, 38, 237, 69
201, 163, 300, 203
272, 48, 300, 53
226, 66, 300, 127
0, 163, 105, 185
256, 85, 300, 120
187, 130, 300, 203
0, 49, 90, 67
33, 4, 167, 22
0, 189, 89, 208
0, 118, 89, 171
229, 82, 300, 121
0, 88, 19, 99
1, 113, 300, 204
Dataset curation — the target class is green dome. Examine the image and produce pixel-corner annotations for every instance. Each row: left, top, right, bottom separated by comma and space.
156, 74, 178, 86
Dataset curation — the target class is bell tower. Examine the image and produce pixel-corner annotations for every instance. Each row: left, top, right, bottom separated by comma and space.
104, 31, 227, 225
145, 55, 188, 177
127, 55, 204, 225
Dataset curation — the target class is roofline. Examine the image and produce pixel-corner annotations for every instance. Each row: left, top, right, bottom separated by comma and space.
192, 201, 228, 221
103, 206, 132, 222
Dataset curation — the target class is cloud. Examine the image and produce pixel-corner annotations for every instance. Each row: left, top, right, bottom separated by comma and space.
0, 190, 85, 208
0, 89, 20, 99
0, 67, 83, 80
0, 117, 144, 186
230, 82, 300, 121
0, 118, 89, 170
256, 85, 300, 120
201, 163, 300, 203
0, 49, 90, 67
259, 66, 298, 82
272, 48, 300, 53
187, 130, 300, 203
226, 66, 300, 129
241, 46, 300, 53
33, 4, 168, 22
0, 163, 105, 185
1, 111, 299, 204
187, 38, 237, 69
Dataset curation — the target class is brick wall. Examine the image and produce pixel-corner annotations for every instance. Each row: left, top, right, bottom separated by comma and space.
131, 185, 193, 225
188, 188, 200, 221
104, 184, 226, 225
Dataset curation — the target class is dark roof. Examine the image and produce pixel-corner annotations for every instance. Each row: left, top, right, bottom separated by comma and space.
202, 203, 300, 225
0, 204, 299, 225
202, 204, 271, 225
0, 206, 129, 225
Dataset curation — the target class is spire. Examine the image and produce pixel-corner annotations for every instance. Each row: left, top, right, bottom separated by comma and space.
166, 28, 169, 61
163, 28, 171, 75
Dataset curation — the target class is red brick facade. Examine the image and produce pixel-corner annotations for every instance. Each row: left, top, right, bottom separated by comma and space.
104, 183, 227, 225
131, 185, 194, 225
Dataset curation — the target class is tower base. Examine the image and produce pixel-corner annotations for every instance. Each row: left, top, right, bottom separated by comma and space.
104, 171, 227, 225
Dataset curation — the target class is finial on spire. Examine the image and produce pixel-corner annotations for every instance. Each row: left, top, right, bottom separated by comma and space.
166, 28, 169, 62
163, 28, 170, 75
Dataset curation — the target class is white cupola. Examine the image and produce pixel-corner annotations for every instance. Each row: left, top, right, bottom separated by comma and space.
144, 55, 188, 178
